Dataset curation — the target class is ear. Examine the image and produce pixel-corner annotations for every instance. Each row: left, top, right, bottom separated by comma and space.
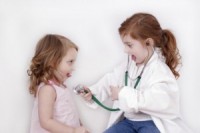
145, 38, 154, 47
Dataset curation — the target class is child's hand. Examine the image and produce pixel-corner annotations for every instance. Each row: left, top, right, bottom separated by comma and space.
110, 85, 122, 100
74, 126, 89, 133
80, 86, 92, 102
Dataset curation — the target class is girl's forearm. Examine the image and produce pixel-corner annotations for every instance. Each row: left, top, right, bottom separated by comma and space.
40, 119, 75, 133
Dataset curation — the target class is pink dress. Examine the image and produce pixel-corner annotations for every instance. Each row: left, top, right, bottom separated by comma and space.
30, 81, 80, 133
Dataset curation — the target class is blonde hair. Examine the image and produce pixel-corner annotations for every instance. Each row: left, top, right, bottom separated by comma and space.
119, 13, 181, 78
27, 34, 78, 97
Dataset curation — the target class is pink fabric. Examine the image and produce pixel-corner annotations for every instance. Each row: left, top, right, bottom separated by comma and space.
30, 81, 80, 133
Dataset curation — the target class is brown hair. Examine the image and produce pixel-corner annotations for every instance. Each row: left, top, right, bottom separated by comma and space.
27, 34, 78, 97
119, 13, 181, 78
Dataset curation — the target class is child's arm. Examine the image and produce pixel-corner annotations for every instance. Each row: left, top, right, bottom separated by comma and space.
84, 61, 126, 108
38, 85, 88, 133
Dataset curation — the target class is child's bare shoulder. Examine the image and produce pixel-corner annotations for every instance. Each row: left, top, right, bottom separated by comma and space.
38, 84, 56, 96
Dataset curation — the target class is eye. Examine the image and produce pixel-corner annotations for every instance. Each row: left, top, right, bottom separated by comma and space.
124, 42, 133, 48
67, 60, 74, 64
127, 44, 133, 48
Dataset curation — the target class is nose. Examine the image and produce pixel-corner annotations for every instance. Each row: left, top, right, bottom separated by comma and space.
124, 46, 129, 54
71, 65, 76, 71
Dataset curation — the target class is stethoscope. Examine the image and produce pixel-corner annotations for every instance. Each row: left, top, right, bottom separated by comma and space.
74, 47, 154, 111
125, 46, 155, 88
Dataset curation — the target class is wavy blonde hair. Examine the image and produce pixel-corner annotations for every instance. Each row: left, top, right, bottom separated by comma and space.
27, 34, 78, 97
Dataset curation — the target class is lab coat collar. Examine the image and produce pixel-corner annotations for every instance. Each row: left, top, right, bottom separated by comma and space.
144, 47, 165, 67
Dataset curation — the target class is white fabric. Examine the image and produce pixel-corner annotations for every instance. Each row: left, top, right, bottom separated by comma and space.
87, 48, 193, 133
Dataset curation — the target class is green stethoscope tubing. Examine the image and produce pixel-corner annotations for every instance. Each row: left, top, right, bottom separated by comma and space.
91, 95, 120, 111
91, 48, 154, 111
90, 56, 142, 112
90, 72, 141, 111
83, 89, 120, 111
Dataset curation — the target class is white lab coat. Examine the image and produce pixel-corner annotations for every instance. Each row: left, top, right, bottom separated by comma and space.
87, 49, 193, 133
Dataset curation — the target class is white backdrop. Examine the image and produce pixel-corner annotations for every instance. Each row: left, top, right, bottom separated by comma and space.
0, 0, 200, 133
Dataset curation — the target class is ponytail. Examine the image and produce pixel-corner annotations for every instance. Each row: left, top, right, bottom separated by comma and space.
161, 29, 181, 78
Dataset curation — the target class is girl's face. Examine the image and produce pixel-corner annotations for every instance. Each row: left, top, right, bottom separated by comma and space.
121, 34, 149, 65
56, 48, 78, 82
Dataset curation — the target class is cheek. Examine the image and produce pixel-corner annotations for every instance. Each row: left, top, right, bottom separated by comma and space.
58, 63, 69, 73
63, 64, 70, 72
138, 49, 147, 61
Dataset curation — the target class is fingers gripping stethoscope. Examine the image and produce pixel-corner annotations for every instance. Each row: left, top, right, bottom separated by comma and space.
74, 85, 120, 111
74, 47, 154, 111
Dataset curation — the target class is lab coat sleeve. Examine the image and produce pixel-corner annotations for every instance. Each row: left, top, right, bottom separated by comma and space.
87, 61, 126, 109
118, 66, 180, 119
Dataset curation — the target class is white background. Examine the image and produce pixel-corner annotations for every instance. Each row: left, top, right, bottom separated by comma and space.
0, 0, 200, 133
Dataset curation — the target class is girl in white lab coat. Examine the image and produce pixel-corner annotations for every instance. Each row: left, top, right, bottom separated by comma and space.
80, 12, 193, 133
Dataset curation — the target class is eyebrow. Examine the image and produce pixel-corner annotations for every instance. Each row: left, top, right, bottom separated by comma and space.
124, 42, 132, 45
66, 59, 75, 61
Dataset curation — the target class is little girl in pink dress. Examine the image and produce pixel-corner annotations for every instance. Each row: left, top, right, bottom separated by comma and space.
28, 34, 88, 133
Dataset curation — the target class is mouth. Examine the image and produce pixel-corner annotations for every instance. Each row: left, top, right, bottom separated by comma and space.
131, 55, 136, 61
66, 73, 72, 78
